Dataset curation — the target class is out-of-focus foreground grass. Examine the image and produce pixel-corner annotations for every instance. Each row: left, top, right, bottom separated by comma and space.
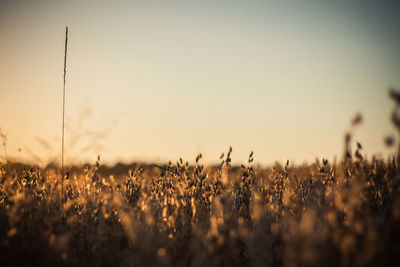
1, 90, 400, 267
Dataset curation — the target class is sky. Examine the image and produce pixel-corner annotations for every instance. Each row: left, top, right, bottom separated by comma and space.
0, 0, 399, 166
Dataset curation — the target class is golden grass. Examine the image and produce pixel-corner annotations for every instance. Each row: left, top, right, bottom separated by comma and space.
0, 90, 399, 266
0, 146, 399, 266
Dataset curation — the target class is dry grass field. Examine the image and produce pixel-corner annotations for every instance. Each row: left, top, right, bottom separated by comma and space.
0, 91, 399, 266
1, 2, 399, 266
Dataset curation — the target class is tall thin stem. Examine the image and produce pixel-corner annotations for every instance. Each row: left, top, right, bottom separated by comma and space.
62, 26, 68, 209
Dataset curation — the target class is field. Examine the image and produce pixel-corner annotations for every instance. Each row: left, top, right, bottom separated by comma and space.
1, 144, 400, 266
1, 92, 400, 267
2, 1, 400, 266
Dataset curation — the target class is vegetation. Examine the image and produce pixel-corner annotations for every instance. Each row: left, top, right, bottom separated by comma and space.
0, 90, 400, 266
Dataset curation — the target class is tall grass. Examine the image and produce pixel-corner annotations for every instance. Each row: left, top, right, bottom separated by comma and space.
0, 31, 398, 265
62, 26, 68, 208
0, 92, 399, 266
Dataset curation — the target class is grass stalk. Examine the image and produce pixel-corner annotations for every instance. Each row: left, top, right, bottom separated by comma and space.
62, 26, 68, 209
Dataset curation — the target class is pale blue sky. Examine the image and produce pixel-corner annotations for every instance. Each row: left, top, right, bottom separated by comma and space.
0, 0, 399, 165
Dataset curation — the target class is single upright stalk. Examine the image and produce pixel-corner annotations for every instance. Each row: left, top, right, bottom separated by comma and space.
62, 26, 68, 209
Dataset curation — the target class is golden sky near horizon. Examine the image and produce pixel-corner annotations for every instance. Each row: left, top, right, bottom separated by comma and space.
0, 0, 399, 165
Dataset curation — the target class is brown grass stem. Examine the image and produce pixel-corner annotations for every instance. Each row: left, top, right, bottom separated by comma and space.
62, 26, 68, 210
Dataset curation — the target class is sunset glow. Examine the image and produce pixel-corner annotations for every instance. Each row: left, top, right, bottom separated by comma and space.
0, 0, 399, 165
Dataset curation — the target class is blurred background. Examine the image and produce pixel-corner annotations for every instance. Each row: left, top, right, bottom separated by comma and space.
0, 0, 399, 166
